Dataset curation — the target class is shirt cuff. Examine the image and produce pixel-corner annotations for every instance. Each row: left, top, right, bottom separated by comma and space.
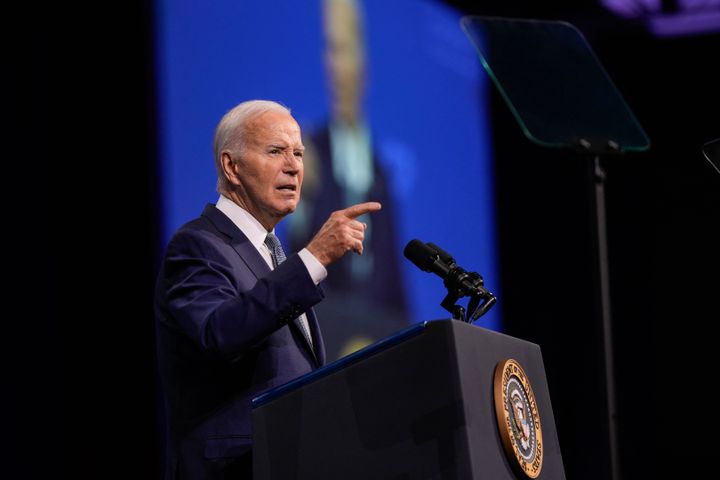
298, 248, 328, 285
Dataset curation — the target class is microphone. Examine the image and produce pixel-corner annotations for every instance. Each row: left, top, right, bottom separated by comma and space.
404, 239, 497, 321
403, 239, 490, 298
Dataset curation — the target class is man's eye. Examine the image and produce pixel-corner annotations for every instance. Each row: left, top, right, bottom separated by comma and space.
269, 149, 281, 154
294, 151, 304, 158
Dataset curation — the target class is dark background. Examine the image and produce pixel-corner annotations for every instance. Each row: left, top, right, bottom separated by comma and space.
13, 1, 718, 478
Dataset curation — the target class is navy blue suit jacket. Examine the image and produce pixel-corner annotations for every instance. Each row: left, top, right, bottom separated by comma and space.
155, 204, 326, 479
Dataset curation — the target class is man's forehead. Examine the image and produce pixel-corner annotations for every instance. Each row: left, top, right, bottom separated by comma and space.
246, 113, 301, 140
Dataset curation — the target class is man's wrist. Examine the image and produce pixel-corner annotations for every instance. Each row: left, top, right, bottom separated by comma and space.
298, 248, 328, 284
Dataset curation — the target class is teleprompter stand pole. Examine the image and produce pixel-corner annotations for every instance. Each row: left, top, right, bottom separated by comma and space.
591, 154, 621, 480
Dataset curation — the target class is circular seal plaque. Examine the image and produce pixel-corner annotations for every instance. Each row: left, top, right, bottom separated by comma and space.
493, 359, 543, 478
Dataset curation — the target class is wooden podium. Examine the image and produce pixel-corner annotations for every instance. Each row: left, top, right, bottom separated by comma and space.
252, 320, 566, 479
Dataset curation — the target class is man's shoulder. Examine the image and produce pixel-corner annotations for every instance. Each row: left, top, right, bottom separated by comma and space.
165, 205, 228, 249
169, 214, 211, 240
170, 204, 225, 236
176, 214, 211, 233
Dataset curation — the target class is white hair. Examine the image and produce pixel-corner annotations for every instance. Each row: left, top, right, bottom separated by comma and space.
213, 100, 291, 194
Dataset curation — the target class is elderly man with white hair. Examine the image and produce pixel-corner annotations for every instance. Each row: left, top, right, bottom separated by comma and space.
154, 99, 381, 479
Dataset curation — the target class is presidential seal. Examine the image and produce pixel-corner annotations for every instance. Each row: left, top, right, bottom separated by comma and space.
493, 359, 543, 478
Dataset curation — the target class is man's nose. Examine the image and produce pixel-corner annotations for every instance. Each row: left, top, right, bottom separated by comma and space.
282, 153, 301, 175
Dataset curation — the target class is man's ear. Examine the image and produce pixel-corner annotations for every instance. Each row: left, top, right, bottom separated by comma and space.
221, 151, 241, 186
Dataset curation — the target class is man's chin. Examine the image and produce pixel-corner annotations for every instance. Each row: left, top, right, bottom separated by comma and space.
274, 203, 298, 218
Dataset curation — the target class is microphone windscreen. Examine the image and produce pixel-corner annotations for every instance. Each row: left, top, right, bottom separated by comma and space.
403, 239, 437, 272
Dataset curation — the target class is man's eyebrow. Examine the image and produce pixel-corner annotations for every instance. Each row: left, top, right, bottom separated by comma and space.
266, 143, 304, 151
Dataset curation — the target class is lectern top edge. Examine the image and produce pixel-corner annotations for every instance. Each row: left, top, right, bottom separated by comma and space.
252, 321, 429, 408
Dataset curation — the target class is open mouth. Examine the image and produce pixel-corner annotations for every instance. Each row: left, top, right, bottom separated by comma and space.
276, 184, 297, 192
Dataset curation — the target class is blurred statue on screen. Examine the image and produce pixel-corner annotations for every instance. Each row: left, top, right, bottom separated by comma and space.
288, 0, 409, 360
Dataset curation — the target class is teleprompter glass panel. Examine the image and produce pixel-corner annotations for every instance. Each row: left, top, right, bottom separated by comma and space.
461, 16, 650, 154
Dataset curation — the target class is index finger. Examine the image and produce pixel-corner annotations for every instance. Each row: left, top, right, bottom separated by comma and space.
342, 202, 382, 219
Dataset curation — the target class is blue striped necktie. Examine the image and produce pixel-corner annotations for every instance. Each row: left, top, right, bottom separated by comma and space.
264, 233, 313, 347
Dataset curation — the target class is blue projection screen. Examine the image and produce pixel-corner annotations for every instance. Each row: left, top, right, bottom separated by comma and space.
156, 0, 501, 359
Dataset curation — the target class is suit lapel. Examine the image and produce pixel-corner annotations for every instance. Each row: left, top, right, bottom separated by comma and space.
202, 204, 322, 364
202, 204, 270, 278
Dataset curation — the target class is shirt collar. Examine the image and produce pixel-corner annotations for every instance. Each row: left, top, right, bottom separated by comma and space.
216, 195, 273, 254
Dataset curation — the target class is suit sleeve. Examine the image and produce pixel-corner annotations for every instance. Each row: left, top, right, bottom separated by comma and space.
157, 228, 324, 361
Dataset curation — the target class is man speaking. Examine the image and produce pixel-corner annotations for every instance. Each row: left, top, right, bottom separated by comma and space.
154, 100, 381, 479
